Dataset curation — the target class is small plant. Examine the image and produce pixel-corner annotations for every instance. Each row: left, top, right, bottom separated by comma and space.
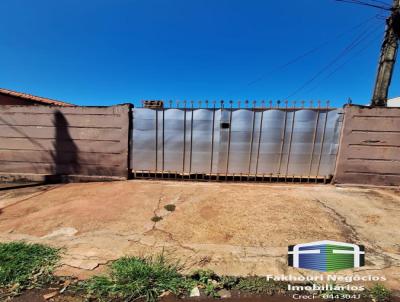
368, 284, 391, 302
0, 241, 60, 293
220, 275, 239, 289
83, 254, 193, 302
235, 276, 278, 295
164, 204, 176, 212
191, 269, 221, 297
316, 282, 352, 295
151, 215, 163, 222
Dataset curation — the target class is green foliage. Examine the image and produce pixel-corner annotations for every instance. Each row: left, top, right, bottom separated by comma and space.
368, 284, 391, 302
191, 269, 220, 297
164, 204, 176, 212
83, 254, 193, 302
0, 241, 60, 292
220, 275, 239, 289
151, 216, 163, 222
316, 282, 352, 296
235, 276, 280, 295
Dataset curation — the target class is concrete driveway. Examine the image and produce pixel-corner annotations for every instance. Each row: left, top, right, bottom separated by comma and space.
0, 180, 399, 290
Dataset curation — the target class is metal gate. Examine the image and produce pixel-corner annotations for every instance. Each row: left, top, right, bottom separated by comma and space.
131, 101, 343, 182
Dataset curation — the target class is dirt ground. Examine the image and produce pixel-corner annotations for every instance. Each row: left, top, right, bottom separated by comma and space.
0, 180, 399, 292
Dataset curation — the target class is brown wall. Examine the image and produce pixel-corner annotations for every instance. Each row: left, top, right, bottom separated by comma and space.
0, 105, 130, 181
334, 105, 400, 186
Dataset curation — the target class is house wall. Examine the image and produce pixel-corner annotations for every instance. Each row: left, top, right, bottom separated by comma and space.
0, 104, 130, 181
0, 94, 43, 105
334, 105, 400, 186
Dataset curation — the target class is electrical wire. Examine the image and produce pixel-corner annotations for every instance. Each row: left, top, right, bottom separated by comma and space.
283, 21, 384, 99
302, 30, 384, 95
247, 14, 381, 86
335, 0, 391, 11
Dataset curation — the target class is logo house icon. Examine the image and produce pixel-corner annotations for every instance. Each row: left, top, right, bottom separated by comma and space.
288, 240, 365, 272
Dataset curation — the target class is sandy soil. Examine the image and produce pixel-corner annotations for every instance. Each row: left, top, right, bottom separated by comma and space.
0, 180, 399, 291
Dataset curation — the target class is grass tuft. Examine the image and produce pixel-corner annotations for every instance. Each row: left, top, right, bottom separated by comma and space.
151, 216, 163, 222
235, 276, 285, 295
368, 284, 392, 302
164, 204, 176, 212
0, 241, 60, 293
83, 254, 193, 302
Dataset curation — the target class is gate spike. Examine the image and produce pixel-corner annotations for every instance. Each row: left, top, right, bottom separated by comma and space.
205, 100, 209, 108
176, 100, 180, 108
169, 100, 173, 108
301, 100, 305, 108
284, 100, 288, 108
198, 100, 202, 108
269, 100, 272, 108
220, 100, 224, 108
252, 100, 256, 108
326, 100, 330, 108
317, 100, 321, 108
277, 100, 281, 108
310, 100, 314, 108
245, 100, 249, 108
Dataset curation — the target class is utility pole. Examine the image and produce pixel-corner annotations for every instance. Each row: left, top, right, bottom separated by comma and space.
371, 0, 400, 106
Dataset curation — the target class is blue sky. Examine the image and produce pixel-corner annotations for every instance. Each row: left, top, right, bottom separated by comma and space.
0, 0, 398, 107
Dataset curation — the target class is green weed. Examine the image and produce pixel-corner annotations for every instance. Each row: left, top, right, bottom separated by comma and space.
0, 241, 60, 293
368, 284, 391, 302
164, 204, 176, 212
83, 254, 193, 302
151, 215, 163, 222
235, 276, 284, 295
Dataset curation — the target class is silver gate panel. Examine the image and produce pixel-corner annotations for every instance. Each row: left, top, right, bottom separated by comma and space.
131, 107, 343, 179
131, 108, 157, 171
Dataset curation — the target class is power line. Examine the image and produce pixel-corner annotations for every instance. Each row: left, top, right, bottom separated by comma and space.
335, 0, 391, 11
302, 31, 383, 95
247, 14, 381, 86
283, 22, 384, 99
368, 0, 392, 7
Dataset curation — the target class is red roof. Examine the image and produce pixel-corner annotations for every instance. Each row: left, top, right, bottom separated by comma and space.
0, 88, 74, 106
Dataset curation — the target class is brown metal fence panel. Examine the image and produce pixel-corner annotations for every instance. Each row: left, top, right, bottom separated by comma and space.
334, 105, 400, 186
0, 104, 130, 181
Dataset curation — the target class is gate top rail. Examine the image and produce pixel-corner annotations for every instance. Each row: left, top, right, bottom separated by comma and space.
140, 100, 337, 109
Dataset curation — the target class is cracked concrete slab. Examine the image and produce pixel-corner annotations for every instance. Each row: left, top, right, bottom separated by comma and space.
0, 180, 399, 289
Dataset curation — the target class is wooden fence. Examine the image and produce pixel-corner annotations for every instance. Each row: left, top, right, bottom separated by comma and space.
334, 105, 400, 186
0, 105, 130, 181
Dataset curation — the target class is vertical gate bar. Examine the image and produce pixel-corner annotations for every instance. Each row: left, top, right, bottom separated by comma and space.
248, 102, 256, 175
277, 101, 288, 175
315, 103, 329, 178
210, 101, 216, 175
307, 104, 320, 181
189, 101, 194, 174
155, 109, 158, 171
182, 101, 187, 174
225, 101, 233, 178
285, 103, 296, 177
255, 110, 264, 175
162, 107, 165, 172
